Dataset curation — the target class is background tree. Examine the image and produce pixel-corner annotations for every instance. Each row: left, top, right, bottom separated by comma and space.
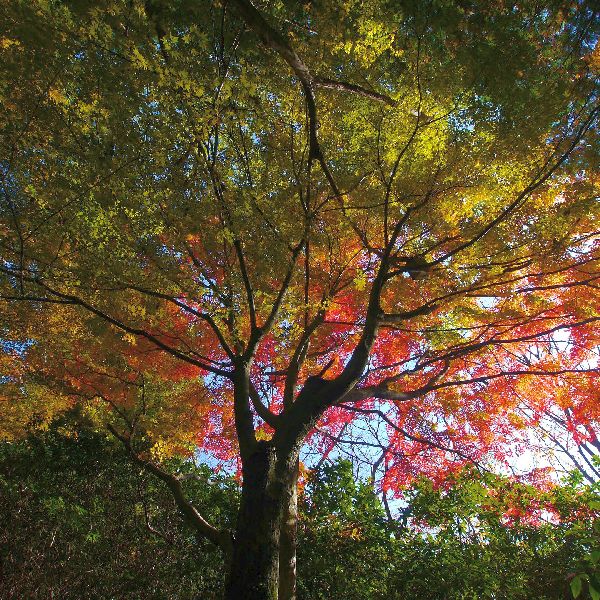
0, 415, 236, 600
1, 1, 599, 598
2, 423, 598, 599
299, 460, 600, 600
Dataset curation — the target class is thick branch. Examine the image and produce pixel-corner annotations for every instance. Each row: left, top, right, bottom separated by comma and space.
107, 424, 232, 554
249, 381, 280, 427
233, 360, 258, 457
314, 77, 395, 105
283, 309, 325, 407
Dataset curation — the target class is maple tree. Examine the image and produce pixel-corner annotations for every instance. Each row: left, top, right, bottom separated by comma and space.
1, 0, 599, 598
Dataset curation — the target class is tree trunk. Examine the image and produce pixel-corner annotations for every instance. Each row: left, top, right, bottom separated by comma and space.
278, 459, 298, 600
226, 441, 301, 600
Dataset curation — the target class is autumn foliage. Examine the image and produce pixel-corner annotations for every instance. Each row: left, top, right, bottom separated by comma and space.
0, 1, 599, 598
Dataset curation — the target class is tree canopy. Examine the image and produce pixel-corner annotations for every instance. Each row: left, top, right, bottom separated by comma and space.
1, 1, 599, 598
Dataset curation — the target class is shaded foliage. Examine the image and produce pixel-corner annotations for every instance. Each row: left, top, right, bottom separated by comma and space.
0, 415, 236, 599
300, 461, 600, 599
1, 423, 598, 599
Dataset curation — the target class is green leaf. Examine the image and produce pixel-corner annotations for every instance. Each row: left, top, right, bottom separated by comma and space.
571, 575, 583, 599
590, 582, 600, 600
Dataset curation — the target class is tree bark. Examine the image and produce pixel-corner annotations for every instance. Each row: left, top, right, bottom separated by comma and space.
224, 442, 300, 600
278, 459, 298, 600
225, 441, 280, 600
